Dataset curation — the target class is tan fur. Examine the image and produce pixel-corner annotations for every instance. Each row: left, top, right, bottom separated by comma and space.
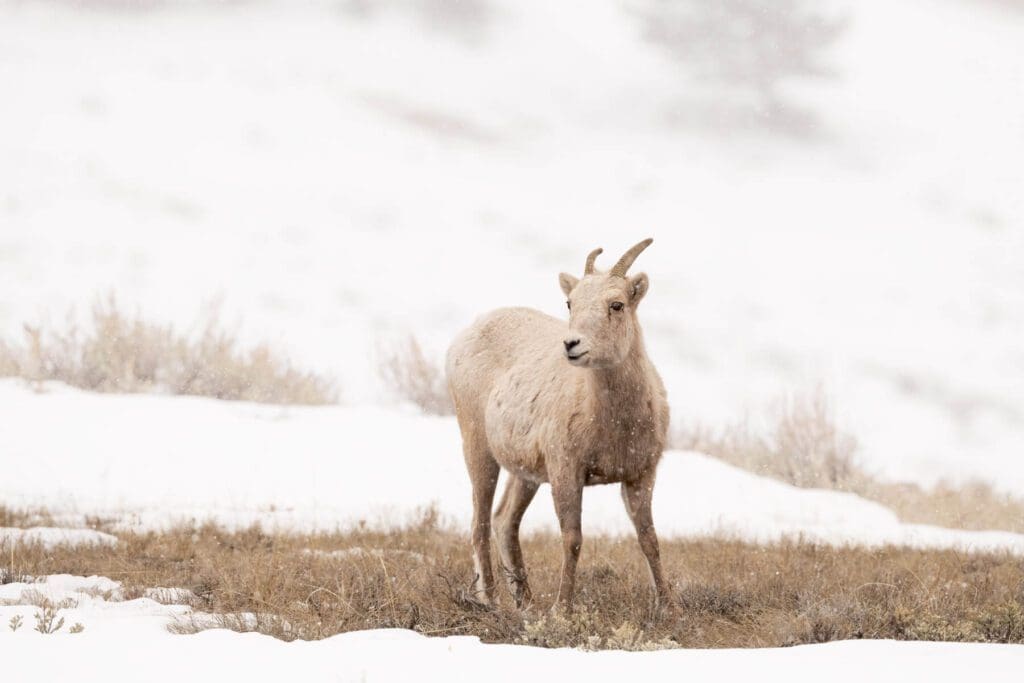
446, 240, 671, 611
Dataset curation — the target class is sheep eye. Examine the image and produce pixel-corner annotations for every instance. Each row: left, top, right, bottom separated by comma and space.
566, 300, 571, 310
610, 301, 624, 312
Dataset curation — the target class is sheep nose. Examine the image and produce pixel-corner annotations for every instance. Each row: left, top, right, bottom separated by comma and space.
564, 338, 581, 352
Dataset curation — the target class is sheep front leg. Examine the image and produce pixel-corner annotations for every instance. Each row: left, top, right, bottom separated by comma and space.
621, 473, 673, 612
551, 475, 584, 612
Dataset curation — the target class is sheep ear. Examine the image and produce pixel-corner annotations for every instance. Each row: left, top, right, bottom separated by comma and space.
629, 272, 649, 304
559, 273, 579, 297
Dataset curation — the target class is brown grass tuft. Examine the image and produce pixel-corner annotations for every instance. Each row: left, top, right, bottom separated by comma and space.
675, 389, 1024, 534
863, 480, 1024, 535
378, 335, 453, 415
3, 516, 1023, 649
0, 297, 335, 405
676, 389, 864, 490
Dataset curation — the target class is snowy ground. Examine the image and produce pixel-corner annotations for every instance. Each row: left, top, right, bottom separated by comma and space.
5, 380, 1024, 555
2, 0, 1023, 675
1, 0, 1022, 493
1, 575, 1022, 682
0, 526, 116, 548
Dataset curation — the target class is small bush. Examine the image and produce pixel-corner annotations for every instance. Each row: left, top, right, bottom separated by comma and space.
517, 609, 675, 651
0, 505, 55, 528
378, 335, 453, 415
676, 388, 864, 491
864, 479, 1024, 535
519, 608, 604, 650
0, 297, 336, 405
976, 602, 1024, 643
676, 389, 1024, 534
33, 602, 64, 634
604, 621, 677, 651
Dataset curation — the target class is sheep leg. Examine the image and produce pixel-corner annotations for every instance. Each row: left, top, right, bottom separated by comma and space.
493, 475, 539, 608
621, 475, 673, 611
466, 448, 500, 606
551, 476, 584, 612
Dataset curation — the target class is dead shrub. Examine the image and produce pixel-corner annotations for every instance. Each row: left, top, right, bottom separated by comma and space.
976, 602, 1024, 643
676, 389, 864, 491
519, 608, 604, 650
0, 297, 335, 405
0, 505, 54, 528
675, 389, 1024, 534
677, 583, 751, 620
378, 335, 453, 415
864, 480, 1024, 535
0, 339, 17, 377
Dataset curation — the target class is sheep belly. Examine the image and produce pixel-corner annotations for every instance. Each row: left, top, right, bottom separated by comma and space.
482, 370, 562, 484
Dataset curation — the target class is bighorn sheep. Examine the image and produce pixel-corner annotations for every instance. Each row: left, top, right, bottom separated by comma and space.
446, 238, 670, 611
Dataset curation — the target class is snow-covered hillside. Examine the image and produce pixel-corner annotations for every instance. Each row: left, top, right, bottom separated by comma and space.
4, 381, 1023, 554
0, 0, 1019, 493
2, 2, 1024, 673
0, 0, 1022, 494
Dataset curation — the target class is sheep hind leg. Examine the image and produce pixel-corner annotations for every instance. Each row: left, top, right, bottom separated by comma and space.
493, 475, 539, 608
465, 442, 500, 607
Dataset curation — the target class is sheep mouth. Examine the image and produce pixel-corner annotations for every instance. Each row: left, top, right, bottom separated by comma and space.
566, 351, 589, 363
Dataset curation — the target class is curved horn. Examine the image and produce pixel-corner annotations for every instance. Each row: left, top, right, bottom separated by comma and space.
583, 247, 603, 275
609, 238, 653, 277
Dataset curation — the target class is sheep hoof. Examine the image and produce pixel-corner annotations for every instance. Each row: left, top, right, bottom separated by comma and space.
654, 597, 682, 622
511, 579, 532, 609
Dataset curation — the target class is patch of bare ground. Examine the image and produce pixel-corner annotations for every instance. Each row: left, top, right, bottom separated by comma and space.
0, 296, 335, 405
675, 389, 1024, 534
2, 513, 1022, 648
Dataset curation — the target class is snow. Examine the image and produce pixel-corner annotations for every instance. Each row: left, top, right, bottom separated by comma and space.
0, 0, 1022, 495
0, 575, 188, 640
0, 527, 117, 549
1, 1, 1022, 671
0, 574, 123, 604
1, 575, 1021, 682
3, 380, 1024, 555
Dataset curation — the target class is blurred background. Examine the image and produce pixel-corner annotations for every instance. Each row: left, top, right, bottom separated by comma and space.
1, 0, 1021, 492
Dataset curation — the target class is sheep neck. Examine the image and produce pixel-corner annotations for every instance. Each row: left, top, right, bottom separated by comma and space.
585, 335, 651, 413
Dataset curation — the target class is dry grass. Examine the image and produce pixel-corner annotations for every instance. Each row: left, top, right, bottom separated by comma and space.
0, 297, 335, 405
378, 335, 453, 415
864, 480, 1024, 535
3, 515, 1023, 648
675, 390, 1024, 534
677, 390, 864, 490
0, 506, 50, 528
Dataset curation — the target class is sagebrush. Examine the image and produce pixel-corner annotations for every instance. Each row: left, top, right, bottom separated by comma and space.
378, 335, 453, 415
0, 298, 335, 405
675, 390, 1024, 534
677, 389, 863, 490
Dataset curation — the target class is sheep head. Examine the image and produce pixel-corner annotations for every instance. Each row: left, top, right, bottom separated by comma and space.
558, 238, 653, 368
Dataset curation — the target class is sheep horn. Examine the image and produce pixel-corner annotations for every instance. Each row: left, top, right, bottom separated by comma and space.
583, 247, 603, 275
609, 238, 653, 278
